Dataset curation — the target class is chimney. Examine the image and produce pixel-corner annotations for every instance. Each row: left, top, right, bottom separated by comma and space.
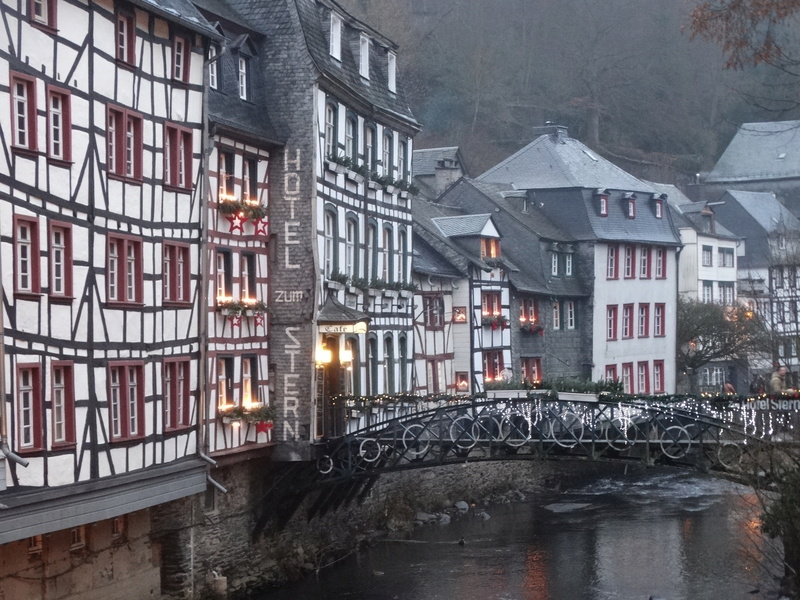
532, 122, 568, 142
434, 158, 461, 195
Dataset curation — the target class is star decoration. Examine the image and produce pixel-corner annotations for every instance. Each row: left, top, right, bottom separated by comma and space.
228, 315, 242, 328
252, 218, 268, 236
226, 212, 245, 233
253, 313, 265, 328
256, 421, 270, 434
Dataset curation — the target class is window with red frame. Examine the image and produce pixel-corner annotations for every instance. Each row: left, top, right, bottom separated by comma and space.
17, 364, 42, 451
638, 303, 650, 337
639, 246, 651, 278
164, 123, 192, 189
51, 362, 75, 446
30, 0, 57, 29
655, 248, 667, 278
423, 294, 444, 328
107, 235, 142, 304
624, 245, 635, 278
15, 216, 40, 295
483, 350, 504, 382
116, 10, 136, 65
172, 35, 190, 83
520, 297, 538, 323
163, 359, 190, 430
653, 360, 665, 393
11, 72, 37, 151
243, 157, 258, 202
606, 305, 618, 340
47, 86, 71, 162
622, 304, 633, 339
606, 244, 619, 279
622, 362, 634, 394
654, 303, 665, 337
637, 362, 650, 394
49, 222, 73, 299
481, 291, 501, 316
521, 357, 541, 383
108, 364, 144, 440
627, 197, 636, 218
163, 242, 190, 303
605, 364, 617, 382
241, 356, 258, 404
240, 252, 256, 301
107, 106, 142, 179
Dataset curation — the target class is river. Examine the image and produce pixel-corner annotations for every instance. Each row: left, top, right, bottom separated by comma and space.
258, 468, 782, 600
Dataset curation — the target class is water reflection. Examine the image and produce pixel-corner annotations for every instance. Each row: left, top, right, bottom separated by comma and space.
258, 470, 778, 600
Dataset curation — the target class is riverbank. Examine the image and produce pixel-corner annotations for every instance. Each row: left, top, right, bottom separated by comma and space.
243, 458, 642, 599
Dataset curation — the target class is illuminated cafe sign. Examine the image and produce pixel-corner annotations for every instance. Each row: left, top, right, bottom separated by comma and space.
319, 322, 368, 334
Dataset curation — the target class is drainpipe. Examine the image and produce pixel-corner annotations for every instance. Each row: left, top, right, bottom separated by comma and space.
0, 250, 29, 468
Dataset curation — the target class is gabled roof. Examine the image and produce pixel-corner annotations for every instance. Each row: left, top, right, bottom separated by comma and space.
432, 214, 495, 238
707, 121, 800, 183
134, 0, 221, 38
477, 129, 655, 194
412, 147, 465, 177
652, 181, 738, 240
412, 235, 465, 279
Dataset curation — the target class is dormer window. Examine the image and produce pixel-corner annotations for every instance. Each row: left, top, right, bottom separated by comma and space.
655, 198, 663, 218
208, 45, 218, 89
551, 253, 558, 276
329, 12, 342, 61
481, 238, 500, 259
599, 194, 608, 217
238, 55, 249, 100
387, 50, 396, 93
359, 33, 370, 79
627, 197, 636, 219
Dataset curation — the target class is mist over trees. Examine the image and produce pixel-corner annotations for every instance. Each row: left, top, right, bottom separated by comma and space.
340, 0, 800, 184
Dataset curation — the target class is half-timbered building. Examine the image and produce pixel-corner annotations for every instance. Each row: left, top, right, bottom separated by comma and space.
0, 0, 217, 595
219, 0, 419, 449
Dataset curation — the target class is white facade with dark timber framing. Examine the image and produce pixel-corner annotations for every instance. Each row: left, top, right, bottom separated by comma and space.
0, 0, 216, 569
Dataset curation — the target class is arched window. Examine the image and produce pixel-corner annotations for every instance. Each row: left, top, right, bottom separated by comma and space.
324, 103, 337, 159
324, 211, 337, 277
345, 218, 358, 277
364, 126, 376, 171
368, 335, 378, 395
345, 116, 357, 161
382, 132, 392, 177
397, 229, 407, 283
398, 140, 407, 183
381, 226, 393, 282
367, 223, 378, 282
383, 335, 395, 394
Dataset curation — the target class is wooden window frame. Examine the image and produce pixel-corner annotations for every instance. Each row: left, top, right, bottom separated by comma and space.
116, 8, 136, 66
108, 362, 145, 441
638, 303, 650, 338
49, 221, 73, 300
639, 246, 651, 279
324, 103, 337, 159
422, 293, 445, 329
606, 244, 619, 279
565, 253, 573, 276
565, 300, 576, 330
482, 350, 504, 383
243, 156, 258, 203
164, 122, 193, 190
382, 132, 393, 177
46, 85, 71, 163
208, 44, 218, 89
606, 305, 618, 341
481, 291, 502, 317
51, 361, 75, 447
599, 194, 608, 217
238, 54, 249, 100
107, 234, 143, 305
172, 34, 190, 83
14, 215, 41, 296
240, 252, 256, 302
107, 105, 143, 181
216, 357, 234, 408
622, 303, 634, 339
605, 364, 617, 383
622, 362, 634, 394
17, 363, 43, 452
653, 360, 665, 393
359, 33, 370, 79
552, 300, 561, 330
623, 245, 635, 279
655, 248, 667, 279
520, 297, 538, 323
163, 242, 190, 305
163, 358, 190, 431
654, 303, 665, 337
10, 72, 37, 153
387, 50, 397, 93
627, 198, 636, 219
655, 198, 663, 218
215, 249, 233, 302
30, 0, 57, 30
329, 12, 342, 60
520, 357, 542, 383
702, 245, 713, 267
637, 361, 650, 394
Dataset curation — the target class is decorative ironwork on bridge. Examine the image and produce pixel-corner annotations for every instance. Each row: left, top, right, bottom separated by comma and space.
315, 392, 799, 483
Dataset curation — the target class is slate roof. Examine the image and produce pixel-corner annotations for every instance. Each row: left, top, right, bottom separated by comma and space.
412, 147, 464, 177
412, 235, 465, 279
653, 181, 738, 240
432, 214, 493, 238
134, 0, 221, 38
707, 121, 800, 183
712, 190, 800, 269
317, 294, 369, 323
477, 130, 656, 194
435, 179, 587, 296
